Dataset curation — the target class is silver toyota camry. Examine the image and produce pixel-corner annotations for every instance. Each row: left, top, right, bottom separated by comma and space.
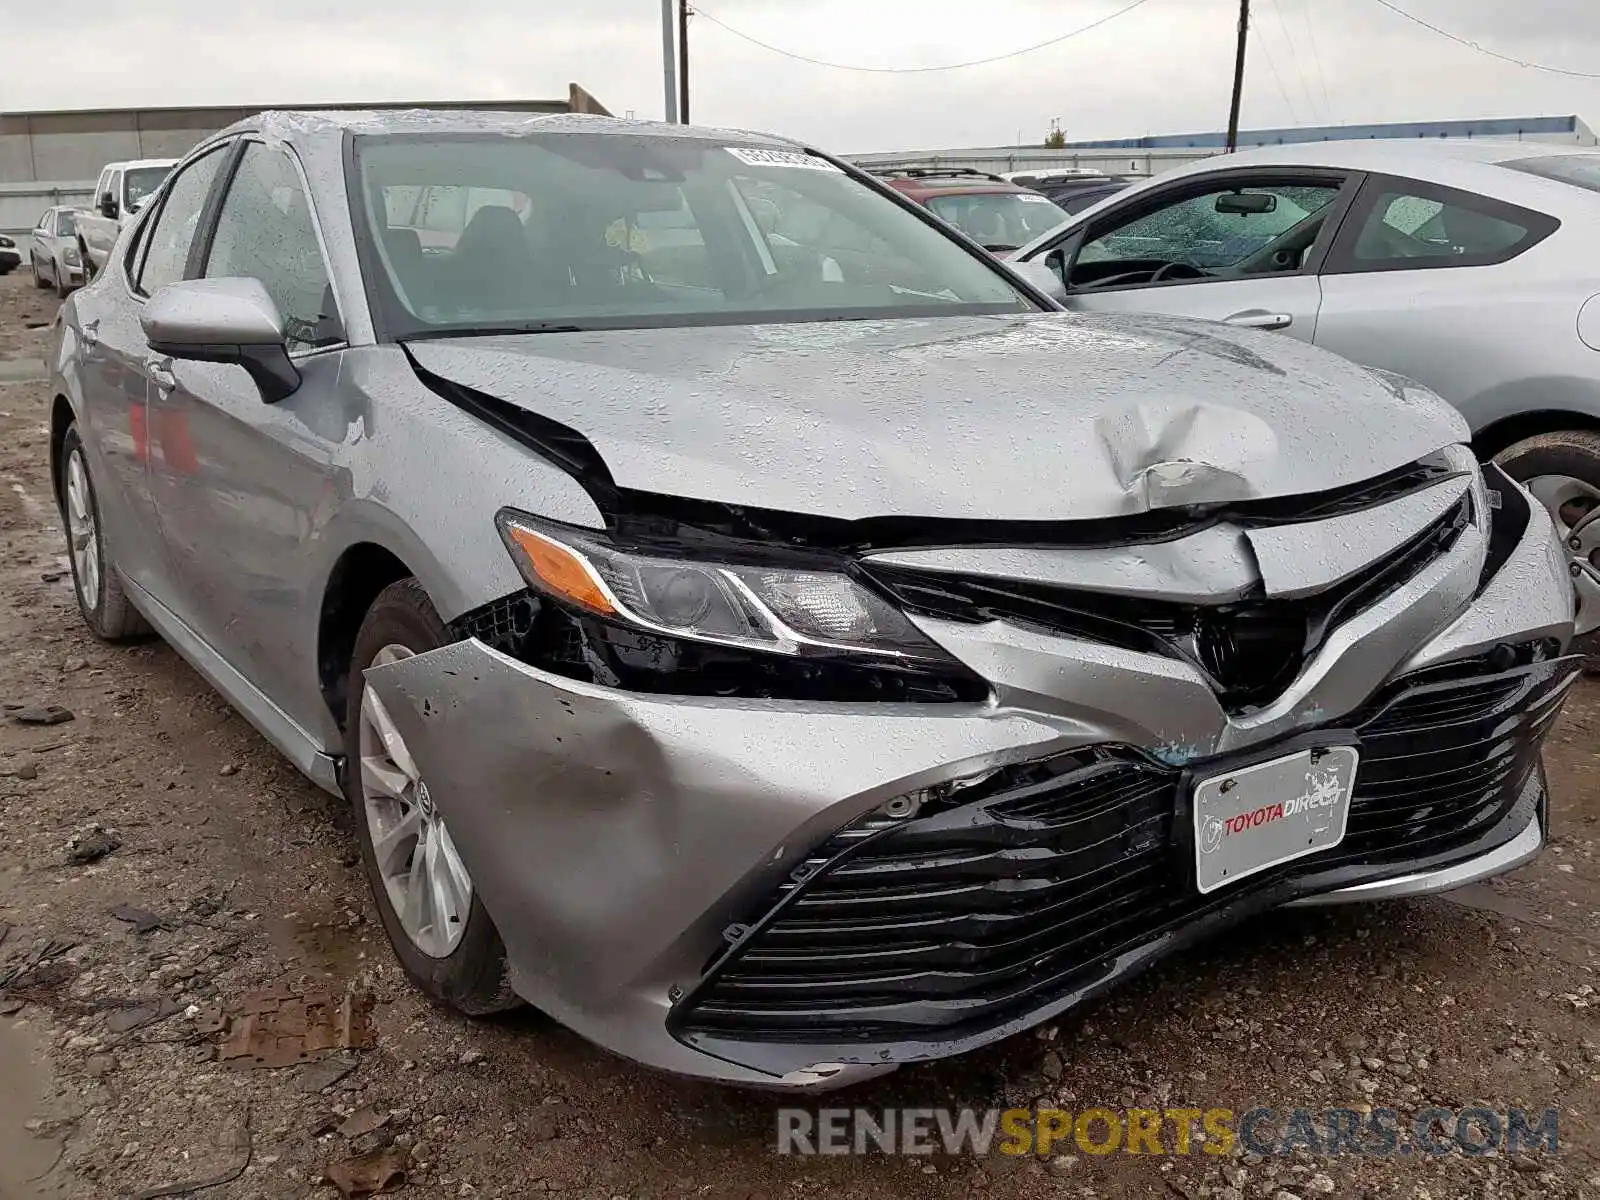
48, 110, 1579, 1090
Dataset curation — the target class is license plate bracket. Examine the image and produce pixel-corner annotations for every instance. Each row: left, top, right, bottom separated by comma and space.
1191, 743, 1360, 895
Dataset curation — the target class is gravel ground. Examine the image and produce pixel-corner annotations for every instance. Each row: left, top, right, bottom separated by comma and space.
1, 267, 1598, 1200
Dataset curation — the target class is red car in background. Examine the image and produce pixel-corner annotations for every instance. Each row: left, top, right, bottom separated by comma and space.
871, 168, 1071, 253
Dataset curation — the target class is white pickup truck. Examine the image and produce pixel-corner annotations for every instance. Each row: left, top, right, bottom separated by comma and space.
72, 158, 177, 279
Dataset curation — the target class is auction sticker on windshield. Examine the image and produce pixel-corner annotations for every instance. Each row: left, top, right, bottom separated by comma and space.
726, 146, 842, 172
1191, 745, 1358, 894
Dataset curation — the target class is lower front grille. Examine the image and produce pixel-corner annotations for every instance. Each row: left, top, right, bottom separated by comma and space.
672, 648, 1575, 1045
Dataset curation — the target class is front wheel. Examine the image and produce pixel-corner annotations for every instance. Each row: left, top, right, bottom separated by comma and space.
31, 254, 49, 289
343, 578, 519, 1015
57, 423, 150, 642
1495, 430, 1600, 652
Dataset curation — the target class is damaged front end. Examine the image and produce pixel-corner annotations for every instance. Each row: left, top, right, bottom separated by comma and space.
362, 416, 1579, 1088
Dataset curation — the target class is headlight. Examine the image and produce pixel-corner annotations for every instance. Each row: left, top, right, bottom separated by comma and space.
63, 245, 81, 265
496, 512, 938, 660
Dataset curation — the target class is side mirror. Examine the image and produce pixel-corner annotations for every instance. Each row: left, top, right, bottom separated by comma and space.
140, 278, 301, 404
1215, 191, 1276, 215
1007, 257, 1069, 305
98, 192, 119, 220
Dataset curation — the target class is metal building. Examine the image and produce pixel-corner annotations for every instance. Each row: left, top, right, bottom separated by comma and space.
846, 113, 1598, 181
0, 84, 610, 234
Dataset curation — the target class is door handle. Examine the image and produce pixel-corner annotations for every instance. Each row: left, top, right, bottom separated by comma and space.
145, 357, 177, 393
1224, 311, 1293, 331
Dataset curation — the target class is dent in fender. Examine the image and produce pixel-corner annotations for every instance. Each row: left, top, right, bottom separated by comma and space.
360, 638, 1089, 1014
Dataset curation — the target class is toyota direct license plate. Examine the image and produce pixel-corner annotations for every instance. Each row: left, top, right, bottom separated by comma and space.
1192, 745, 1360, 894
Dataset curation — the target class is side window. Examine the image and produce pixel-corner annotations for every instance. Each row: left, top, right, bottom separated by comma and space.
94, 169, 111, 202
1068, 180, 1342, 289
106, 172, 123, 211
204, 143, 342, 352
1330, 178, 1558, 272
134, 148, 229, 295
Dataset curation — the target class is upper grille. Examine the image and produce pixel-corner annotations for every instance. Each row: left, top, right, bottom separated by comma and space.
863, 492, 1472, 713
672, 648, 1575, 1046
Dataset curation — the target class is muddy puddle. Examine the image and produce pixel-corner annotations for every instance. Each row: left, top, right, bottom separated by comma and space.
0, 1016, 64, 1199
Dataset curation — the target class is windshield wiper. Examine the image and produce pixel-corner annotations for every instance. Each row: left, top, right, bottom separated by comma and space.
398, 322, 587, 342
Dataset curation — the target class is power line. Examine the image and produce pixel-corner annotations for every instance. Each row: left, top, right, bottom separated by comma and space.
1267, 0, 1321, 123
1299, 0, 1335, 125
1372, 0, 1600, 79
690, 0, 1158, 74
1253, 15, 1302, 125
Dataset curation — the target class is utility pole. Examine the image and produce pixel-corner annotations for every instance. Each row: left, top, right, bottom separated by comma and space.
677, 0, 692, 126
1225, 0, 1250, 153
661, 0, 679, 122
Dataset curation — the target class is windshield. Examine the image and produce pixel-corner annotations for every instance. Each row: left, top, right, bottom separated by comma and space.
925, 192, 1069, 250
1502, 153, 1600, 196
350, 134, 1031, 338
124, 167, 171, 211
56, 211, 76, 236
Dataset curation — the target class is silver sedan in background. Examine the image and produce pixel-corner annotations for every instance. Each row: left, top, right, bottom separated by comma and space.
1011, 140, 1600, 639
29, 206, 84, 297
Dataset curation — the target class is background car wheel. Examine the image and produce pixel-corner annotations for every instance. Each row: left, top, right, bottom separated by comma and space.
57, 423, 151, 642
31, 254, 49, 289
343, 577, 520, 1016
1495, 430, 1600, 655
56, 259, 72, 299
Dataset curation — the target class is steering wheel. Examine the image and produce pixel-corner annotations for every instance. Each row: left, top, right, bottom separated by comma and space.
1079, 261, 1209, 291
1149, 261, 1207, 283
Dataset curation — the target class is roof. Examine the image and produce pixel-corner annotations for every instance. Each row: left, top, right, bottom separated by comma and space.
107, 157, 179, 170
2, 97, 579, 122
1197, 137, 1585, 171
1063, 115, 1593, 150
214, 108, 794, 149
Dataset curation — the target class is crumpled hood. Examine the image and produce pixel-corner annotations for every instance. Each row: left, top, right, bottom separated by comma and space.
407, 311, 1469, 522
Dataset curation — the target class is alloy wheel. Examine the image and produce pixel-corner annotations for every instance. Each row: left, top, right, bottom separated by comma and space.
1524, 474, 1600, 637
358, 644, 473, 958
64, 448, 100, 611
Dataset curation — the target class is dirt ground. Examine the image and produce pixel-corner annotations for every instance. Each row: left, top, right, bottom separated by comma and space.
0, 266, 1598, 1200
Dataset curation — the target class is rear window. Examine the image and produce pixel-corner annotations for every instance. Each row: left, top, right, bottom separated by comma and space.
1502, 154, 1600, 196
925, 192, 1069, 251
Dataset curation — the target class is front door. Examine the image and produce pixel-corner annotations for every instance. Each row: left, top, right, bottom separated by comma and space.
1037, 171, 1360, 342
146, 139, 347, 738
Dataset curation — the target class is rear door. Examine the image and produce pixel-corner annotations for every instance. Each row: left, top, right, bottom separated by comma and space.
72, 145, 233, 606
1032, 169, 1360, 341
1312, 173, 1562, 428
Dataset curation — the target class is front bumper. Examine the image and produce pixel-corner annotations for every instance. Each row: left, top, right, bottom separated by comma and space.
365, 473, 1578, 1090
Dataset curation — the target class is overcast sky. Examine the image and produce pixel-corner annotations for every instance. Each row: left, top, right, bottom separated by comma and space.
6, 0, 1599, 153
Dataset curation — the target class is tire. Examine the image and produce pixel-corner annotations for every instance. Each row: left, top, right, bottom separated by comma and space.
1494, 429, 1600, 656
32, 253, 49, 289
78, 243, 95, 284
57, 423, 151, 642
56, 256, 72, 299
343, 578, 520, 1016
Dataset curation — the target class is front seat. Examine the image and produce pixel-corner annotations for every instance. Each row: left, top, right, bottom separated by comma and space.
437, 205, 543, 313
